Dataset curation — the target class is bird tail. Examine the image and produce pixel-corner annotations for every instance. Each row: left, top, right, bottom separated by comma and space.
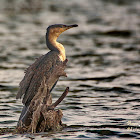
17, 105, 28, 127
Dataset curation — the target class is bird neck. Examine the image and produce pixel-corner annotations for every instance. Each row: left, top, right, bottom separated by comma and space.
46, 32, 66, 61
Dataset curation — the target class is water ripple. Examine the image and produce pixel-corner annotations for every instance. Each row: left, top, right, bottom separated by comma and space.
0, 0, 140, 139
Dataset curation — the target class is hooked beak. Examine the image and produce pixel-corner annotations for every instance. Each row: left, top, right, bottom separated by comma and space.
67, 24, 78, 28
65, 24, 78, 30
53, 24, 78, 37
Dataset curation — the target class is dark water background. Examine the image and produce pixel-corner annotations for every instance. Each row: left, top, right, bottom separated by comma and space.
0, 0, 140, 139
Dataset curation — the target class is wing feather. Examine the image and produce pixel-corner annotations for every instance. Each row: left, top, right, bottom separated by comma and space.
16, 51, 60, 106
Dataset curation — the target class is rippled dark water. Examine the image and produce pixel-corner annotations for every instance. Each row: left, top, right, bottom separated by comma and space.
0, 0, 140, 139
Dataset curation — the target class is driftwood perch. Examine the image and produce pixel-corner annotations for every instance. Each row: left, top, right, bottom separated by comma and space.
17, 59, 69, 133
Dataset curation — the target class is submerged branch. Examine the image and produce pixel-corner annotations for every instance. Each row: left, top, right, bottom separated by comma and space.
48, 87, 69, 110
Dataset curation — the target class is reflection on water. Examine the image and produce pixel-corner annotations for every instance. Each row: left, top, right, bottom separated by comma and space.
0, 0, 140, 139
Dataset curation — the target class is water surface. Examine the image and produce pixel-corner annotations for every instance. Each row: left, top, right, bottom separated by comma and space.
0, 0, 140, 139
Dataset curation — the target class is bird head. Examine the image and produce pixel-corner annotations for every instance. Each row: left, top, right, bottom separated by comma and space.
47, 24, 78, 39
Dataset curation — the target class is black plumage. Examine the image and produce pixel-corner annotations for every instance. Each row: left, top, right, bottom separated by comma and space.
16, 51, 60, 106
16, 24, 78, 123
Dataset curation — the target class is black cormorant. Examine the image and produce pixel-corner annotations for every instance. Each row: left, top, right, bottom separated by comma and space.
16, 24, 78, 123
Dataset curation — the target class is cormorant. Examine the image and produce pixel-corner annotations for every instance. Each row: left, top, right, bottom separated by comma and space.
16, 24, 78, 123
